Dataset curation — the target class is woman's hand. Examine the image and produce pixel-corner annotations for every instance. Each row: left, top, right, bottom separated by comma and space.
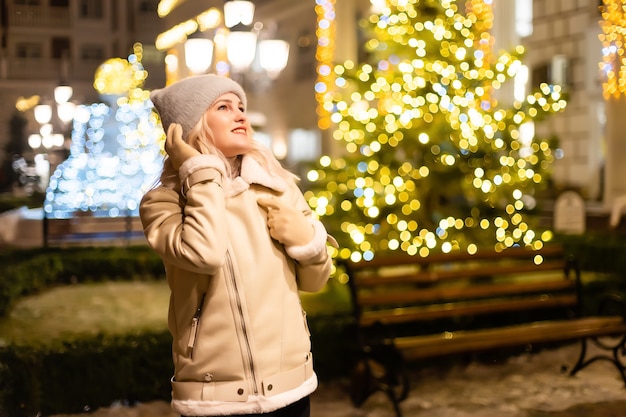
258, 197, 315, 247
165, 123, 200, 171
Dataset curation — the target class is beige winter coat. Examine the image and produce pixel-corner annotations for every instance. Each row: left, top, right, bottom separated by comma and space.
140, 154, 333, 416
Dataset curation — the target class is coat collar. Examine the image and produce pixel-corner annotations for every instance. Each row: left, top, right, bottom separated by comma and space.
229, 155, 288, 196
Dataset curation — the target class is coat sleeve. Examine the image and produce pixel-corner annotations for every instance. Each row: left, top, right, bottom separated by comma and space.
282, 182, 334, 293
139, 156, 229, 273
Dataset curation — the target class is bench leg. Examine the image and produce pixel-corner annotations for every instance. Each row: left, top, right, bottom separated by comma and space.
388, 391, 404, 417
349, 344, 410, 417
570, 335, 626, 385
349, 358, 377, 407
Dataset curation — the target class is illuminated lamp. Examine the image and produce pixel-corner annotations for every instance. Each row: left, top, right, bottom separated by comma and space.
185, 31, 214, 74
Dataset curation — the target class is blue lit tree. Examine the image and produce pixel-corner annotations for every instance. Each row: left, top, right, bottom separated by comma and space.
45, 44, 163, 219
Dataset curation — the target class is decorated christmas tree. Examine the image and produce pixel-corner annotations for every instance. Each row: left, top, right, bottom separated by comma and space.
307, 0, 567, 262
45, 43, 163, 219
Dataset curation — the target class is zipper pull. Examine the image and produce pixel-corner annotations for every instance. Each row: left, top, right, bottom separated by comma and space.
187, 293, 206, 354
188, 317, 199, 350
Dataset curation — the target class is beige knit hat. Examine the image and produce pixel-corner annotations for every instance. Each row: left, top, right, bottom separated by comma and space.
150, 74, 247, 140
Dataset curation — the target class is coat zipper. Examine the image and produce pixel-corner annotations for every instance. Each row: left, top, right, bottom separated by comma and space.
225, 251, 259, 395
187, 292, 206, 358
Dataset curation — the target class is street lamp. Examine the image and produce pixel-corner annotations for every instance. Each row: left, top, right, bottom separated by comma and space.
31, 86, 75, 150
223, 0, 255, 28
226, 23, 258, 73
33, 104, 52, 125
258, 39, 290, 79
184, 32, 214, 74
54, 85, 73, 104
182, 0, 290, 79
28, 85, 76, 189
54, 84, 76, 126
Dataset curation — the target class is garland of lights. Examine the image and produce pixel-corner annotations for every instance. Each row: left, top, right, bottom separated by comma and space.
465, 0, 497, 108
315, 0, 337, 131
599, 0, 626, 99
466, 0, 494, 65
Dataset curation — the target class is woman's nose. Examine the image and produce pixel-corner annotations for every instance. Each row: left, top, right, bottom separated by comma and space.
236, 109, 247, 122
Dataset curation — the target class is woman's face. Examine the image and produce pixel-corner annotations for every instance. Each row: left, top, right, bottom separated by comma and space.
204, 92, 253, 158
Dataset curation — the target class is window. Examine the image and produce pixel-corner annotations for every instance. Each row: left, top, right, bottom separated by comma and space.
52, 37, 71, 59
138, 0, 157, 12
79, 0, 103, 19
531, 63, 549, 89
50, 0, 70, 7
111, 0, 118, 30
80, 44, 104, 60
531, 56, 569, 89
16, 43, 42, 58
141, 44, 163, 64
296, 30, 316, 80
514, 64, 529, 102
515, 0, 533, 37
288, 129, 321, 164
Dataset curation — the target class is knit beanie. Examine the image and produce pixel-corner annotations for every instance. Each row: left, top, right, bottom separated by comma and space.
150, 74, 247, 140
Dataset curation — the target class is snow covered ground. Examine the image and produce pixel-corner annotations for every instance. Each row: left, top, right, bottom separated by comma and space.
50, 342, 626, 417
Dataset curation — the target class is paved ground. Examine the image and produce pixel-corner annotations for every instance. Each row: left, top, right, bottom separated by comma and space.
49, 342, 626, 417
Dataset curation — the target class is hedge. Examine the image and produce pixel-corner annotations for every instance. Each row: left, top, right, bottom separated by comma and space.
0, 246, 355, 416
1, 234, 625, 416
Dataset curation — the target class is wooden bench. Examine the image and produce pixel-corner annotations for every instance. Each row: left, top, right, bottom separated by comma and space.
341, 245, 626, 417
43, 214, 146, 247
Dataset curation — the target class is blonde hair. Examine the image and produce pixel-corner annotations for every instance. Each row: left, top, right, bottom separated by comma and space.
159, 110, 299, 189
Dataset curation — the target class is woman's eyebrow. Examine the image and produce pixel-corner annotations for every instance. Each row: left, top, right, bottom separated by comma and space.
214, 98, 242, 106
213, 98, 232, 105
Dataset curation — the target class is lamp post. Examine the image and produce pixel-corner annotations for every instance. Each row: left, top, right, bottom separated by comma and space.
28, 85, 76, 190
181, 0, 290, 82
184, 31, 215, 74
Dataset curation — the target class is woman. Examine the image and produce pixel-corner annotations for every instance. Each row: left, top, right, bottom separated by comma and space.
140, 74, 334, 417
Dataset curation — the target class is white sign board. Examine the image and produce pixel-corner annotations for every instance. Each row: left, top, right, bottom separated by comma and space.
553, 191, 585, 235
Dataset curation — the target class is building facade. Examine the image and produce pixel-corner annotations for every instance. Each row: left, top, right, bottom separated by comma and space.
520, 0, 608, 205
0, 0, 165, 191
0, 0, 621, 220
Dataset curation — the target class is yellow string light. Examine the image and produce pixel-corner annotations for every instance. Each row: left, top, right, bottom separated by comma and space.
599, 0, 626, 99
157, 0, 183, 18
315, 0, 337, 130
466, 0, 496, 107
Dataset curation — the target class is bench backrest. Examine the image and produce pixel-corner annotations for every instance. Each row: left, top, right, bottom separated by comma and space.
341, 245, 581, 336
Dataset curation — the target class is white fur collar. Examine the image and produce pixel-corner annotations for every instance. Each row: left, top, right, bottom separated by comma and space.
229, 156, 288, 197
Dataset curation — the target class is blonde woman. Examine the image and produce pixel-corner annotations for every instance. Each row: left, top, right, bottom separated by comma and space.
140, 74, 334, 417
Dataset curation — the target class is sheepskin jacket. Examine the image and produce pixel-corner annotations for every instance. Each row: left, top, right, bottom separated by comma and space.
140, 154, 333, 416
